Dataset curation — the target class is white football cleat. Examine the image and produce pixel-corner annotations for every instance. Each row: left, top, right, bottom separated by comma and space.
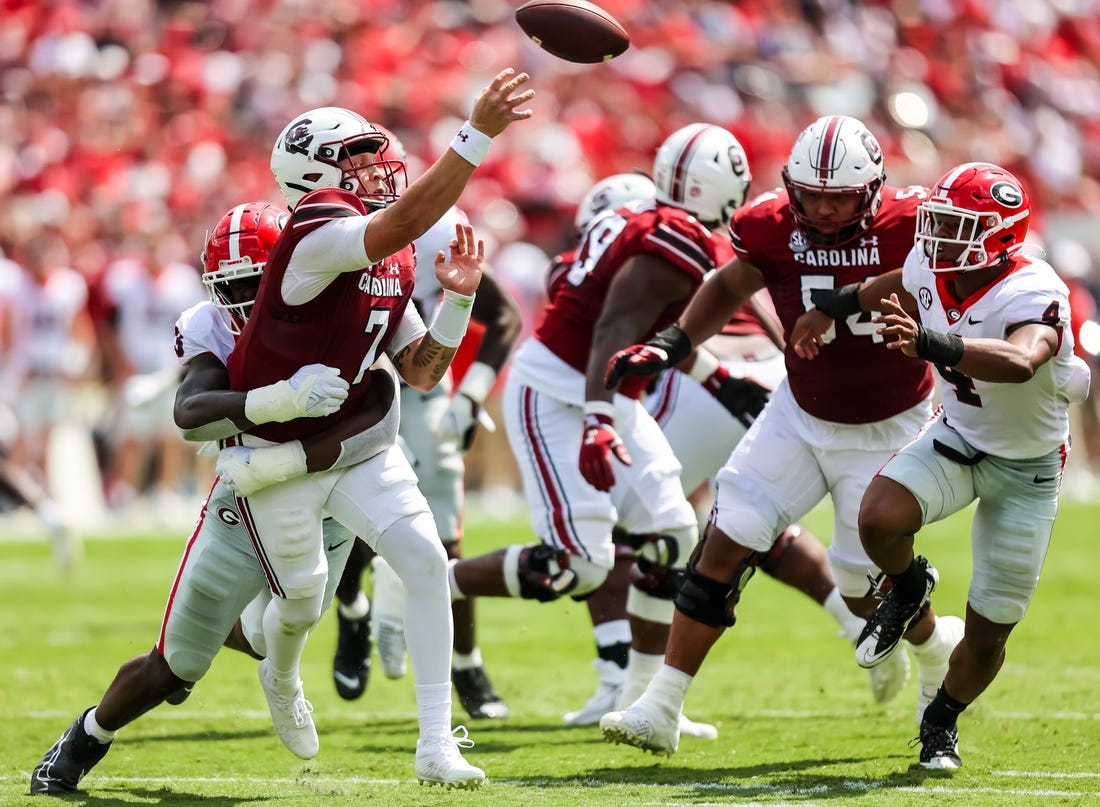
415, 726, 486, 789
374, 617, 407, 680
257, 659, 318, 759
915, 615, 965, 726
678, 713, 718, 740
869, 641, 911, 704
600, 698, 680, 757
563, 659, 625, 726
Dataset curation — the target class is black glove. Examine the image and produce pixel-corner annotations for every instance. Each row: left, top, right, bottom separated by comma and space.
605, 324, 692, 389
809, 282, 862, 319
700, 366, 770, 428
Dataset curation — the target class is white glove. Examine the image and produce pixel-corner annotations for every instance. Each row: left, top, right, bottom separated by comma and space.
216, 441, 308, 497
244, 364, 349, 424
435, 362, 497, 452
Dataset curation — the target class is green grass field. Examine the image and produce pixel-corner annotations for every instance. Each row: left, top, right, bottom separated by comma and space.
2, 499, 1097, 806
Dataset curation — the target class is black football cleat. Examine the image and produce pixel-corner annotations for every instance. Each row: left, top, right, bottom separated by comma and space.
333, 609, 371, 701
453, 666, 510, 720
30, 709, 112, 795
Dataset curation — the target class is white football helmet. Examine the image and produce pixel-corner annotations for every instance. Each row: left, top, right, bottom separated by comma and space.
783, 115, 886, 246
270, 107, 406, 210
574, 173, 657, 232
652, 123, 752, 228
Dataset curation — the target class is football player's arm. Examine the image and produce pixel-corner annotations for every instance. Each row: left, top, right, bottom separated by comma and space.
361, 69, 534, 263
435, 269, 522, 449
679, 256, 766, 346
391, 223, 484, 391
875, 293, 1059, 381
792, 269, 911, 359
174, 354, 349, 441
587, 254, 696, 404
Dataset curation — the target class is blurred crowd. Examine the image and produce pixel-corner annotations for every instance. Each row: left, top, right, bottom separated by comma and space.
2, 0, 1100, 535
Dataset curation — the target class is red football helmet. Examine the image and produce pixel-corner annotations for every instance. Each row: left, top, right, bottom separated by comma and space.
916, 162, 1031, 272
201, 201, 288, 333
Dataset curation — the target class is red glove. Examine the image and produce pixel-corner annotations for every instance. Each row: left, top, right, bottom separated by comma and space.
579, 411, 632, 492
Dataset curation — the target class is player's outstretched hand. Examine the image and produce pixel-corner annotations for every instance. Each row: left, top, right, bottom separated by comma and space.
789, 309, 835, 360
605, 324, 692, 389
873, 293, 920, 356
469, 68, 535, 137
436, 223, 484, 297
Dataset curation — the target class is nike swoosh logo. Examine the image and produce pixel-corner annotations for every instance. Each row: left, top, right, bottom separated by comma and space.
1033, 474, 1057, 484
967, 316, 983, 325
326, 540, 349, 552
333, 671, 362, 689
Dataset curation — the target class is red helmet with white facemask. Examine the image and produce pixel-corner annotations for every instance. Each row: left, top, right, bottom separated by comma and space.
916, 162, 1031, 273
201, 202, 287, 334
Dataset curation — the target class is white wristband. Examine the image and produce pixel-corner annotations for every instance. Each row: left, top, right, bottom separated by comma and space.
458, 361, 497, 405
428, 289, 476, 348
584, 400, 616, 419
256, 440, 309, 486
687, 349, 721, 382
449, 121, 492, 167
244, 380, 292, 424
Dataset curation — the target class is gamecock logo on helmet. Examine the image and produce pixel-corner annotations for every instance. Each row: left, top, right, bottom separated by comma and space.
284, 120, 314, 155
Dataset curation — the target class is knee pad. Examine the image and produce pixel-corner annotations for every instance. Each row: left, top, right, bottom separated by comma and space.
759, 525, 802, 578
673, 546, 759, 628
622, 525, 694, 601
503, 543, 580, 602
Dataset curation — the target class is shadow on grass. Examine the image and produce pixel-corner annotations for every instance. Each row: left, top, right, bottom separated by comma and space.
500, 758, 968, 801
41, 786, 266, 805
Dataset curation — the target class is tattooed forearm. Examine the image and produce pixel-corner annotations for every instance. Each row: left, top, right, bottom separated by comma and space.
413, 338, 446, 369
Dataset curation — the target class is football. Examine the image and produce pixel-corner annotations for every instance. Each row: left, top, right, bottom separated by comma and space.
514, 0, 630, 64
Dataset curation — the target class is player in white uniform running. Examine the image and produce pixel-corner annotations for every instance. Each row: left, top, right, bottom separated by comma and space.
795, 162, 1089, 769
29, 202, 394, 796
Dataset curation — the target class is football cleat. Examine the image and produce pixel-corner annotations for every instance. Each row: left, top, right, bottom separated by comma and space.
869, 642, 911, 704
857, 556, 939, 669
333, 608, 371, 701
453, 666, 510, 720
415, 726, 486, 789
563, 658, 625, 726
29, 709, 111, 795
678, 713, 718, 740
600, 698, 680, 757
257, 659, 318, 760
374, 617, 408, 680
914, 722, 962, 770
915, 615, 965, 726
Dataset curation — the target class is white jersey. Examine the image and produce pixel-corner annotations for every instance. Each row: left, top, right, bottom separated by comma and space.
5, 266, 89, 378
105, 258, 205, 373
901, 248, 1090, 459
174, 300, 235, 367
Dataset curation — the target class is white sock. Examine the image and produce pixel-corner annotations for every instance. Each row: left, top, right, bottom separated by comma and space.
823, 588, 865, 642
338, 591, 370, 621
908, 617, 951, 661
645, 664, 693, 713
452, 647, 483, 671
593, 619, 631, 647
84, 707, 117, 744
263, 594, 323, 696
415, 682, 453, 740
618, 649, 664, 709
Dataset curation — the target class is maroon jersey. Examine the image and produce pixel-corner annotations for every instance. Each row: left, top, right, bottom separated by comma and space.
537, 204, 723, 397
729, 186, 934, 423
228, 187, 416, 443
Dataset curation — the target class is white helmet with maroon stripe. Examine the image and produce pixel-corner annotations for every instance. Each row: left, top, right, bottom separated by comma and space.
652, 123, 751, 229
782, 115, 886, 247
